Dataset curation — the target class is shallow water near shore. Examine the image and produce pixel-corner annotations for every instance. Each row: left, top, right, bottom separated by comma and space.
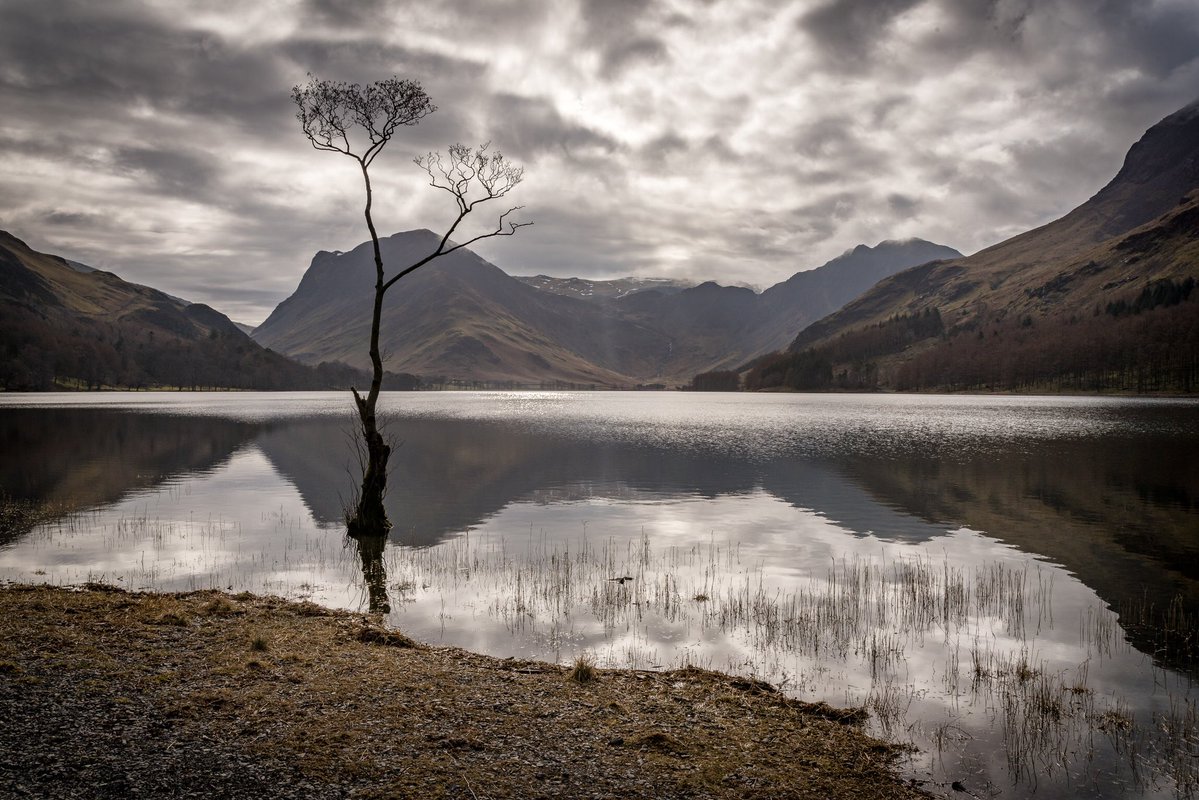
1, 390, 1197, 798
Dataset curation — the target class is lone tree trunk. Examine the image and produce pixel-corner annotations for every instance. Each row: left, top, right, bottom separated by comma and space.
292, 75, 529, 541
346, 165, 392, 538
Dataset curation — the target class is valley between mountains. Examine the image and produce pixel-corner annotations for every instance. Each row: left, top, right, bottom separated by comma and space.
2, 100, 1196, 393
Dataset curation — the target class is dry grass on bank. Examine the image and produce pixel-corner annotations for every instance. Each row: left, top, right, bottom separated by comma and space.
0, 584, 927, 800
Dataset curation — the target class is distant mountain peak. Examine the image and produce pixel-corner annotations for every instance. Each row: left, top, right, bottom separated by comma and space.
387, 228, 441, 244
840, 238, 959, 259
0, 232, 345, 390
879, 236, 938, 247
779, 98, 1199, 393
258, 226, 963, 386
0, 229, 30, 247
1166, 96, 1199, 122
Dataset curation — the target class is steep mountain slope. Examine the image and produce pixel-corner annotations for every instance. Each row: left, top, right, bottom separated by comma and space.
760, 100, 1199, 393
756, 238, 963, 353
256, 231, 960, 385
616, 282, 761, 375
609, 239, 962, 375
0, 231, 356, 390
253, 230, 672, 386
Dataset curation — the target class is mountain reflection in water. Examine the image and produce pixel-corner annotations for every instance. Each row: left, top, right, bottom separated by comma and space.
1, 396, 1195, 669
1, 393, 1197, 799
259, 412, 1199, 625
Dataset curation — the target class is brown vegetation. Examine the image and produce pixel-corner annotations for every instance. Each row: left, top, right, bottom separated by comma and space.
746, 291, 1198, 393
760, 105, 1199, 395
0, 230, 400, 391
0, 585, 926, 799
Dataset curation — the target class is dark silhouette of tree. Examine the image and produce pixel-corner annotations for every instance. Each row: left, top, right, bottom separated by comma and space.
291, 75, 530, 538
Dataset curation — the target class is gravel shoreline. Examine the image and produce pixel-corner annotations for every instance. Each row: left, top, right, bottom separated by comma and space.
0, 584, 927, 799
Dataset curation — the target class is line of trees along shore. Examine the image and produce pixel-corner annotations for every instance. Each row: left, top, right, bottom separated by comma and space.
741, 291, 1198, 394
0, 305, 424, 391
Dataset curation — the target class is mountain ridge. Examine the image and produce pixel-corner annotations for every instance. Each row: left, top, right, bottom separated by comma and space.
0, 230, 366, 391
253, 231, 960, 385
757, 99, 1199, 393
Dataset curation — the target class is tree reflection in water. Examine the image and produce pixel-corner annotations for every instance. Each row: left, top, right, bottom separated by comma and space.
352, 533, 391, 613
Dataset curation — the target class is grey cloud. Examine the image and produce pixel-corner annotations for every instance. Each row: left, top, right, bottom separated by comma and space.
799, 168, 852, 187
799, 0, 1199, 114
179, 283, 299, 317
1006, 134, 1124, 198
1113, 1, 1199, 78
427, 0, 553, 37
887, 193, 920, 217
1, 0, 1197, 322
924, 0, 1198, 79
793, 115, 891, 176
913, 1, 1032, 59
695, 221, 798, 266
280, 37, 486, 86
799, 0, 923, 62
702, 136, 740, 163
485, 93, 620, 163
40, 210, 109, 229
899, 0, 1199, 113
601, 37, 669, 77
635, 129, 743, 166
113, 146, 220, 197
473, 202, 658, 279
580, 0, 652, 38
951, 170, 1031, 223
640, 132, 689, 160
578, 0, 671, 81
868, 94, 913, 127
794, 115, 856, 158
0, 1, 289, 130
301, 0, 392, 28
300, 0, 551, 41
280, 37, 490, 145
787, 191, 863, 242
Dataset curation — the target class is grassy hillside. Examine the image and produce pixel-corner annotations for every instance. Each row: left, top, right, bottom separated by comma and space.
749, 101, 1199, 394
0, 231, 365, 391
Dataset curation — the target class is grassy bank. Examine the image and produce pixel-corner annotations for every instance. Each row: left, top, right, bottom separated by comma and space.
0, 584, 926, 799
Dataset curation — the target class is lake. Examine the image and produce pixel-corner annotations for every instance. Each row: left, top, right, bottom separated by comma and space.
1, 391, 1196, 798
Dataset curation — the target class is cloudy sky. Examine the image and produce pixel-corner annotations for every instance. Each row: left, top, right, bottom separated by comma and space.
2, 0, 1197, 324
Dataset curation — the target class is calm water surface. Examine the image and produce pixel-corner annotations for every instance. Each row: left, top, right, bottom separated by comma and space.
1, 391, 1196, 798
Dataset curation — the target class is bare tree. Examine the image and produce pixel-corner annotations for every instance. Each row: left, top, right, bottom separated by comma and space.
292, 75, 530, 538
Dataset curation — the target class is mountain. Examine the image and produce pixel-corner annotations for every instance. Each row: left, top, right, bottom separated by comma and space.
0, 231, 361, 390
255, 231, 958, 385
743, 238, 965, 356
752, 100, 1199, 393
601, 239, 962, 377
513, 275, 696, 300
252, 230, 672, 387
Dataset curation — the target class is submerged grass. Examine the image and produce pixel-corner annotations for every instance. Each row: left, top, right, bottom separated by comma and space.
0, 494, 70, 541
384, 531, 1199, 797
13, 510, 1198, 797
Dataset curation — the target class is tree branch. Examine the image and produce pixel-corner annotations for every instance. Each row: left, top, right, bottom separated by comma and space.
381, 207, 532, 294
